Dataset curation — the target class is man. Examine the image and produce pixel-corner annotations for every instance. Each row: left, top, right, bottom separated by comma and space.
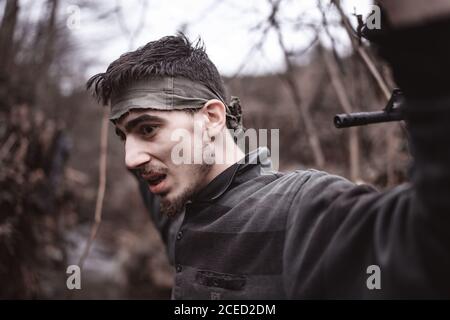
87, 1, 450, 299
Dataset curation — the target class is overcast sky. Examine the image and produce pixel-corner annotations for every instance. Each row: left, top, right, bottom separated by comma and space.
9, 0, 373, 78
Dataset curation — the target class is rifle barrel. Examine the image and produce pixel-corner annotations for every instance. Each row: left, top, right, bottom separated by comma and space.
334, 109, 404, 128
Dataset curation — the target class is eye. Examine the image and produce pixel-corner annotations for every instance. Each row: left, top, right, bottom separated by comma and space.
139, 124, 156, 137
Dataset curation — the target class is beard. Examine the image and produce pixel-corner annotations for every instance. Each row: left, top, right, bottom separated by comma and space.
159, 162, 212, 218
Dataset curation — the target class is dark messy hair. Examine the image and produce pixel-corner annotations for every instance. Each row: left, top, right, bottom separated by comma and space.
86, 34, 228, 106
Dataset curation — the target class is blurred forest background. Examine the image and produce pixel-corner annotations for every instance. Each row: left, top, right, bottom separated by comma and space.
0, 0, 409, 299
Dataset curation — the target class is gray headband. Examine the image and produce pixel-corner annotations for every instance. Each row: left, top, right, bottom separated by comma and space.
110, 77, 229, 121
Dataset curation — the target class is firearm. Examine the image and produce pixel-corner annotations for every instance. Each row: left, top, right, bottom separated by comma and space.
334, 89, 405, 128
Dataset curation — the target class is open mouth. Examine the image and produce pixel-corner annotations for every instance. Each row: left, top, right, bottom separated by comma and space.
143, 172, 168, 194
146, 173, 166, 186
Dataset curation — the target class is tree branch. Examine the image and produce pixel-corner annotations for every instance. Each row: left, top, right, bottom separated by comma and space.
77, 108, 109, 270
331, 0, 391, 101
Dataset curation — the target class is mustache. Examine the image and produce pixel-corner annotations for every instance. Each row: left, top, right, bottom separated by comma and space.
134, 165, 168, 177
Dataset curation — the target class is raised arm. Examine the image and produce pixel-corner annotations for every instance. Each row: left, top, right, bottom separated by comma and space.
284, 2, 450, 298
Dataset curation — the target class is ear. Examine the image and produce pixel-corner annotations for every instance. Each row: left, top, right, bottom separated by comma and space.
201, 99, 227, 138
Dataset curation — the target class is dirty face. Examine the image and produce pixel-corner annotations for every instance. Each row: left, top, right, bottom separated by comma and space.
115, 108, 213, 217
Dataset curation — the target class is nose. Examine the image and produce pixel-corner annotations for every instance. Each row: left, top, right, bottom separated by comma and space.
125, 136, 151, 170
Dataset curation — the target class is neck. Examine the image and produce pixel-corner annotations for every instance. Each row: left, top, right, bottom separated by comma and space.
203, 133, 245, 186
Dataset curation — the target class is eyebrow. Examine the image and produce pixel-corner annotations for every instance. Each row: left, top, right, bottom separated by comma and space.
123, 114, 166, 133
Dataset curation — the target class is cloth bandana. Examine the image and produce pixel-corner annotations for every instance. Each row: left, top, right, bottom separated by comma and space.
110, 76, 243, 130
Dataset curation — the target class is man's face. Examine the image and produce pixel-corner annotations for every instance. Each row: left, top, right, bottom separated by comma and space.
115, 108, 212, 217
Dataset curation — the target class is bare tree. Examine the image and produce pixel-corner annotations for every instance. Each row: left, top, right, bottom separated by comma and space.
268, 0, 325, 168
0, 0, 19, 111
321, 47, 360, 181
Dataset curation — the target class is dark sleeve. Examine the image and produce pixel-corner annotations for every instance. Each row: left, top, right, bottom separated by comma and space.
283, 24, 450, 299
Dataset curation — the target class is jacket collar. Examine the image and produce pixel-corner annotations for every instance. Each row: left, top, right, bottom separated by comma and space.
192, 147, 272, 203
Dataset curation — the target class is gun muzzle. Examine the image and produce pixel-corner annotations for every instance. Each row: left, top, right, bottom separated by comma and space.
334, 109, 404, 128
